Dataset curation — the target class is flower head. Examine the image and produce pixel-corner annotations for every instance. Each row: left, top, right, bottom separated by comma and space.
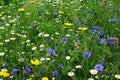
58, 64, 63, 69
24, 65, 31, 74
64, 23, 73, 27
115, 74, 120, 79
46, 48, 55, 55
83, 51, 91, 58
42, 77, 49, 80
62, 38, 68, 43
90, 69, 98, 75
12, 68, 18, 73
18, 8, 25, 12
58, 10, 64, 14
78, 27, 88, 31
94, 64, 104, 71
53, 11, 58, 16
52, 71, 58, 76
68, 71, 74, 77
30, 59, 40, 66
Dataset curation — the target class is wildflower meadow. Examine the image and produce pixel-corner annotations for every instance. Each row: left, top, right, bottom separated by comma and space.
0, 0, 120, 80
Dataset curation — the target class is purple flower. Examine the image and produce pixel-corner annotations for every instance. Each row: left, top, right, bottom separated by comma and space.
100, 38, 106, 44
62, 38, 68, 42
31, 23, 36, 27
12, 68, 18, 73
49, 38, 53, 42
53, 11, 58, 16
97, 30, 103, 35
58, 64, 63, 69
108, 37, 113, 41
92, 26, 100, 29
90, 29, 97, 33
108, 18, 118, 22
83, 51, 91, 58
94, 64, 104, 71
46, 48, 55, 55
52, 71, 58, 76
105, 6, 109, 9
24, 65, 31, 74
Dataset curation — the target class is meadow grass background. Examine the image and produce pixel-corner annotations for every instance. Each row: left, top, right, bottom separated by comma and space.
0, 0, 120, 80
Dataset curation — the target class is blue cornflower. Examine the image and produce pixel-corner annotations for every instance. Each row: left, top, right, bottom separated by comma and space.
31, 23, 36, 27
62, 38, 68, 42
12, 68, 19, 73
97, 30, 103, 35
49, 38, 53, 42
90, 29, 97, 33
94, 64, 104, 71
105, 6, 109, 9
58, 64, 63, 69
52, 71, 59, 76
83, 51, 91, 58
24, 65, 31, 74
46, 48, 55, 55
100, 38, 106, 44
53, 11, 58, 16
92, 26, 100, 29
108, 18, 118, 22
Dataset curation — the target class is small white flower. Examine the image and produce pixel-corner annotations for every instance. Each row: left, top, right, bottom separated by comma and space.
65, 56, 71, 60
55, 32, 59, 35
10, 75, 14, 78
115, 74, 120, 79
38, 32, 44, 36
46, 58, 51, 60
1, 17, 5, 20
39, 44, 45, 48
32, 47, 37, 50
66, 34, 71, 37
0, 42, 3, 45
88, 78, 94, 80
90, 69, 98, 75
4, 39, 10, 42
75, 65, 82, 69
5, 23, 10, 26
52, 77, 55, 80
26, 40, 30, 43
0, 6, 3, 9
0, 27, 5, 30
43, 34, 49, 37
10, 37, 16, 40
0, 52, 5, 56
1, 68, 8, 72
68, 71, 74, 77
40, 58, 46, 61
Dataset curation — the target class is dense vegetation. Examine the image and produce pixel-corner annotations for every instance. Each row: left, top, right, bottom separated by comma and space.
0, 0, 120, 80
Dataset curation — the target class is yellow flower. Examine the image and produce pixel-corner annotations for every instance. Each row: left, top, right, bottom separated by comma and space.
58, 10, 64, 14
78, 27, 88, 31
0, 71, 9, 77
30, 59, 40, 66
42, 77, 49, 80
64, 23, 73, 27
2, 72, 9, 77
0, 71, 3, 76
18, 8, 25, 12
90, 69, 98, 75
